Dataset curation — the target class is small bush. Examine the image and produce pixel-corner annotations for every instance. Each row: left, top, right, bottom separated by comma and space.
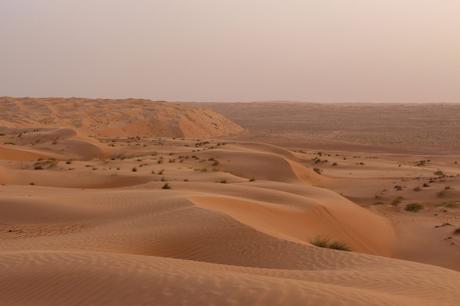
454, 228, 460, 235
328, 241, 351, 251
162, 183, 171, 190
311, 237, 329, 248
311, 236, 351, 252
434, 170, 445, 177
391, 196, 404, 206
405, 203, 423, 212
313, 168, 322, 175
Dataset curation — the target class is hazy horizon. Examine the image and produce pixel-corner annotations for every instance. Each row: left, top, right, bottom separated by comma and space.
1, 1, 459, 103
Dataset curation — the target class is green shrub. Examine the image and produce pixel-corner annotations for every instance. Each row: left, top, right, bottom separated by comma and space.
391, 196, 404, 206
310, 236, 351, 252
405, 203, 423, 212
434, 170, 445, 176
311, 237, 329, 248
328, 241, 351, 251
313, 168, 322, 175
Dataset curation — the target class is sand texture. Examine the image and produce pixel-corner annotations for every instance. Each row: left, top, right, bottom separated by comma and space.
1, 99, 460, 305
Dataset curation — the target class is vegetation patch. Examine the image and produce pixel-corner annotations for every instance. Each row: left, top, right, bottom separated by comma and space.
310, 236, 351, 252
434, 170, 445, 177
391, 196, 404, 206
405, 203, 423, 212
33, 158, 58, 170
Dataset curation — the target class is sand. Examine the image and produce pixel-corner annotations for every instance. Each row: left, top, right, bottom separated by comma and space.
1, 98, 460, 305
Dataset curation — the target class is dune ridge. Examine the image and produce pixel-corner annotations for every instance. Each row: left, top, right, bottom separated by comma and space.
0, 97, 244, 138
1, 100, 460, 305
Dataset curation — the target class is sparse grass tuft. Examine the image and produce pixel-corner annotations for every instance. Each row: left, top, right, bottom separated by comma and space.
311, 237, 329, 248
33, 159, 57, 170
328, 241, 351, 251
391, 196, 404, 206
405, 203, 423, 212
310, 236, 351, 251
434, 170, 445, 177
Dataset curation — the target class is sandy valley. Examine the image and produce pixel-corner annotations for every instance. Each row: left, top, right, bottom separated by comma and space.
0, 97, 460, 305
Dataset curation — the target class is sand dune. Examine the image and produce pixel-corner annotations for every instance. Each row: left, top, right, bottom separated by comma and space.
1, 100, 459, 305
0, 97, 244, 138
198, 102, 460, 154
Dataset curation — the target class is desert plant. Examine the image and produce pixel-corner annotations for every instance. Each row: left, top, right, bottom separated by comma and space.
434, 170, 445, 177
313, 168, 322, 175
310, 236, 351, 252
310, 237, 330, 248
405, 203, 423, 212
391, 196, 404, 206
162, 183, 171, 190
454, 228, 460, 235
328, 241, 351, 251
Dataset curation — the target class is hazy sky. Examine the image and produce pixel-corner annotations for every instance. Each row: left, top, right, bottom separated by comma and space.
1, 1, 459, 102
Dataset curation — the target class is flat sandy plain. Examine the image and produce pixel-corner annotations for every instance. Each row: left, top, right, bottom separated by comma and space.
1, 97, 460, 305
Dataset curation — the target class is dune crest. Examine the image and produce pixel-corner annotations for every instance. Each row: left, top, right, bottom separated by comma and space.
0, 97, 244, 138
1, 100, 460, 305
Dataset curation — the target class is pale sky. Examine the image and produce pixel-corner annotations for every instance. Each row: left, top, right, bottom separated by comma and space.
1, 0, 459, 102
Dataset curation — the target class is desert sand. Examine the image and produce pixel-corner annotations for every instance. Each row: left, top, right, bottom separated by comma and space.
1, 98, 460, 305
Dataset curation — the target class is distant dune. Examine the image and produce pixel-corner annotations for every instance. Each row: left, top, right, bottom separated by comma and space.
0, 97, 244, 138
197, 102, 460, 154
